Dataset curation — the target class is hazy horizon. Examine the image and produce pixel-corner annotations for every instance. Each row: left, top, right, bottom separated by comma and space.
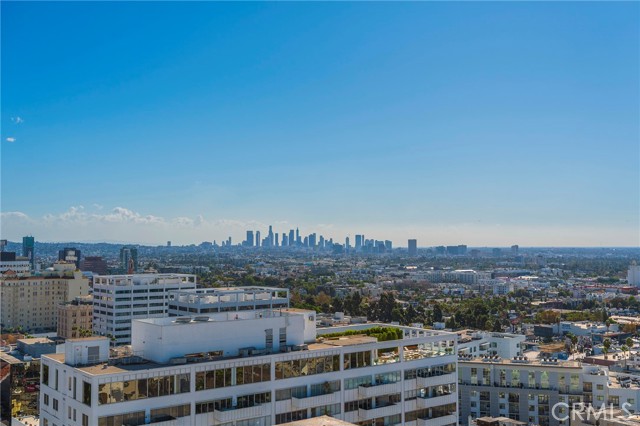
2, 2, 638, 247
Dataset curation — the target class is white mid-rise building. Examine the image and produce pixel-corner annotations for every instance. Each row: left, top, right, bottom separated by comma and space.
92, 273, 197, 345
40, 309, 459, 426
458, 355, 640, 426
628, 262, 640, 287
458, 331, 525, 359
167, 286, 290, 316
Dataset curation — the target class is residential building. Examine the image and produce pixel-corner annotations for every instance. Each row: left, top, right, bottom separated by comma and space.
92, 273, 197, 345
0, 251, 31, 276
168, 287, 289, 316
0, 262, 90, 332
408, 240, 418, 256
58, 296, 94, 339
39, 313, 459, 426
458, 355, 640, 426
458, 331, 525, 359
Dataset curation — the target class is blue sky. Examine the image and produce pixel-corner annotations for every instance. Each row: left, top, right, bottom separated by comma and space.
2, 2, 638, 246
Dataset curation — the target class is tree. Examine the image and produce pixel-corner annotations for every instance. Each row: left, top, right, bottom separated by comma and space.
603, 339, 611, 360
621, 345, 629, 369
492, 318, 502, 332
432, 303, 443, 323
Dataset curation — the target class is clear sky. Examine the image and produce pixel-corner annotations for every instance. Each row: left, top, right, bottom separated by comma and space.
1, 1, 638, 247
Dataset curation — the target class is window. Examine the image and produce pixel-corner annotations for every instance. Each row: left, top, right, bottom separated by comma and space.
344, 351, 372, 369
53, 398, 59, 411
82, 414, 89, 426
42, 364, 49, 386
44, 393, 49, 406
83, 381, 92, 406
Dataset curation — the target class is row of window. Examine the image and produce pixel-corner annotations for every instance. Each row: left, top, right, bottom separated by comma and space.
98, 374, 190, 405
195, 364, 271, 390
195, 391, 272, 414
275, 355, 341, 379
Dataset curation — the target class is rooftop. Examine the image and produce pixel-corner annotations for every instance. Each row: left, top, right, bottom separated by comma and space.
458, 354, 581, 369
280, 416, 357, 426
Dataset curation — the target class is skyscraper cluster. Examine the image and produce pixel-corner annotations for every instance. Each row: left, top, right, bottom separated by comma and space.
240, 226, 396, 253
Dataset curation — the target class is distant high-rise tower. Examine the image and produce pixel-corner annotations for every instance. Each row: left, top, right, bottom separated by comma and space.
408, 239, 417, 256
268, 225, 274, 247
275, 233, 279, 247
167, 241, 172, 247
256, 231, 261, 247
289, 229, 295, 247
120, 246, 138, 274
22, 236, 35, 271
355, 235, 362, 250
58, 247, 81, 268
511, 245, 519, 255
246, 231, 255, 247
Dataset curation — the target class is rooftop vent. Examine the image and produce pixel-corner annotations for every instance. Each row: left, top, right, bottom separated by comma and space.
174, 317, 192, 324
193, 316, 210, 322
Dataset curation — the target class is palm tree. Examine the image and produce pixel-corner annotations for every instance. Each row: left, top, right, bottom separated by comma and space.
621, 345, 629, 369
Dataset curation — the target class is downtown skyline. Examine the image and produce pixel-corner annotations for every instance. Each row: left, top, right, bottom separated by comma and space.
1, 2, 638, 247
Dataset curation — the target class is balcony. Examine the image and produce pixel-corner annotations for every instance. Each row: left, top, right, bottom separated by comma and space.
416, 393, 457, 409
417, 414, 458, 426
359, 382, 402, 398
292, 391, 341, 409
213, 404, 271, 422
417, 373, 456, 388
358, 403, 401, 420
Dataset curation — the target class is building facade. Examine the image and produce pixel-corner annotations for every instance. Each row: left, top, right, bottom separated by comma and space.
92, 273, 197, 345
58, 296, 94, 339
0, 263, 90, 332
0, 251, 31, 276
40, 314, 459, 426
80, 256, 108, 275
458, 356, 640, 426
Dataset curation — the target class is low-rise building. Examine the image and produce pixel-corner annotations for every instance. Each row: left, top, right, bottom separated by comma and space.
167, 287, 289, 315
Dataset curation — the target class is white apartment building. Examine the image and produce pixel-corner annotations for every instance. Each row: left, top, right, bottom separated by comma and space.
627, 262, 640, 287
40, 310, 459, 426
458, 331, 525, 359
92, 274, 197, 345
167, 286, 290, 316
458, 356, 640, 426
